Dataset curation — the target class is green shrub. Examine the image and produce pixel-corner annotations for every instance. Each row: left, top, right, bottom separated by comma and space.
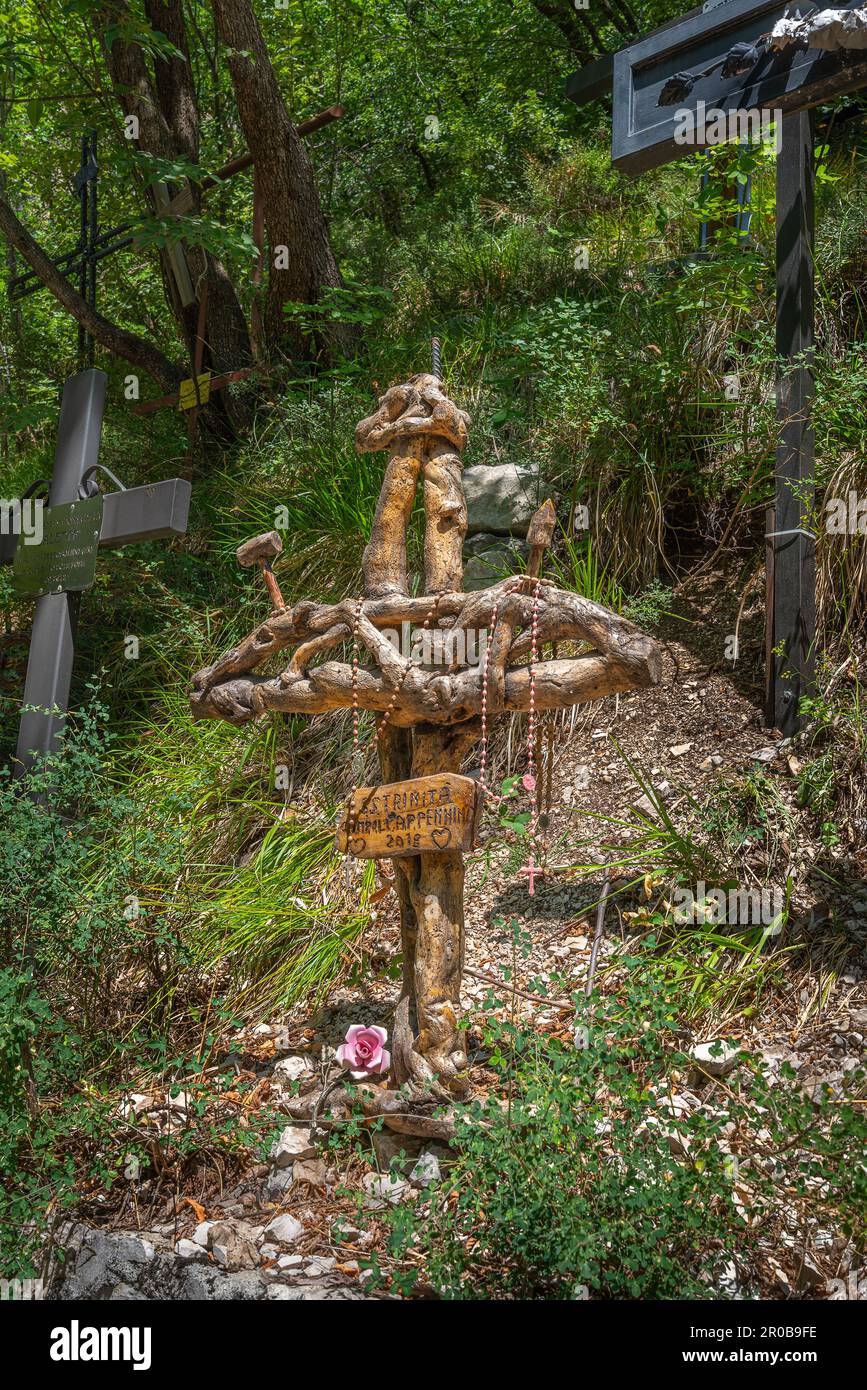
0, 692, 189, 1275
377, 958, 865, 1300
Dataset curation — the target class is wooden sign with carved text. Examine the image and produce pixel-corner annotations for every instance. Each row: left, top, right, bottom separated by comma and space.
336, 773, 483, 859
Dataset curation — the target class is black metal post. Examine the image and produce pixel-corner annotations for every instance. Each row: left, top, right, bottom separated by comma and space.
77, 134, 88, 371
770, 110, 816, 734
87, 132, 97, 369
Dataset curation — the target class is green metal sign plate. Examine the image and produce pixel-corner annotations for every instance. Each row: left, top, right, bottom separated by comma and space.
12, 495, 104, 599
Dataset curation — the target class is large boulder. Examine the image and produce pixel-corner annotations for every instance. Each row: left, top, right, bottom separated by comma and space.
462, 462, 544, 536
51, 1218, 382, 1301
57, 1229, 159, 1300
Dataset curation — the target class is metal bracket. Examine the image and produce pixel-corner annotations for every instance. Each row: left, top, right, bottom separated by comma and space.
79, 462, 128, 498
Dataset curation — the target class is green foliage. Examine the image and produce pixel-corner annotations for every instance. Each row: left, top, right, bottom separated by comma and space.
376, 958, 865, 1300
0, 690, 299, 1276
0, 693, 184, 1273
195, 813, 374, 1015
797, 657, 867, 849
623, 580, 676, 631
3, 0, 867, 1288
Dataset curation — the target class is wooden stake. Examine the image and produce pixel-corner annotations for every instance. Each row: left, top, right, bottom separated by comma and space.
526, 498, 557, 579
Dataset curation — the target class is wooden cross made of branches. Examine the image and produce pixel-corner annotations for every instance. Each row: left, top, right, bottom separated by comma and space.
191, 374, 661, 1115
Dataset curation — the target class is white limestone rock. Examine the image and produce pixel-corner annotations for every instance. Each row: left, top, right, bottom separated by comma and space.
264, 1213, 305, 1246
691, 1040, 742, 1077
270, 1125, 317, 1167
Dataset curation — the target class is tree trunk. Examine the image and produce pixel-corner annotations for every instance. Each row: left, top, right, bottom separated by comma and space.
99, 0, 253, 435
377, 726, 417, 1052
212, 0, 345, 361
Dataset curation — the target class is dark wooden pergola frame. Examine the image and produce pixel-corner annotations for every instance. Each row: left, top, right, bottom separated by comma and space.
567, 1, 867, 735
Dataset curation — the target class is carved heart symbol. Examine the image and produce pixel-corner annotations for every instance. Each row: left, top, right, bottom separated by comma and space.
349, 837, 367, 855
431, 828, 451, 850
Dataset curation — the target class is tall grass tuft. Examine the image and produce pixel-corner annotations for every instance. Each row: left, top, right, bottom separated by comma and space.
194, 815, 375, 1017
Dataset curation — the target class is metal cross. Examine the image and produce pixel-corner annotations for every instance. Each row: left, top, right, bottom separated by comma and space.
520, 855, 544, 897
2, 369, 190, 774
7, 134, 138, 371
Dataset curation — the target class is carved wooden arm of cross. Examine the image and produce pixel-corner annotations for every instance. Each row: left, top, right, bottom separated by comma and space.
190, 575, 661, 725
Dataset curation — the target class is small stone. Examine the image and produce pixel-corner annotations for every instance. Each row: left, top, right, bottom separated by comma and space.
793, 1252, 825, 1292
751, 747, 778, 763
208, 1221, 260, 1272
409, 1152, 441, 1189
304, 1256, 336, 1276
175, 1238, 207, 1261
108, 1283, 147, 1301
278, 1253, 304, 1270
670, 743, 692, 756
264, 1213, 304, 1246
691, 1040, 741, 1077
362, 1172, 409, 1205
372, 1130, 424, 1170
633, 782, 670, 816
270, 1125, 317, 1167
264, 1167, 295, 1201
293, 1157, 327, 1188
802, 1074, 844, 1104
192, 1221, 213, 1247
714, 1259, 744, 1299
124, 1093, 153, 1118
332, 1222, 362, 1242
274, 1055, 312, 1083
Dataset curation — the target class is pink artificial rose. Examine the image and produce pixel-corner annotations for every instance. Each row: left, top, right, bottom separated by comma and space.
336, 1024, 390, 1080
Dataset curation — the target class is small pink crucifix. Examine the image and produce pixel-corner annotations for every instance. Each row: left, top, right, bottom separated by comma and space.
520, 854, 544, 896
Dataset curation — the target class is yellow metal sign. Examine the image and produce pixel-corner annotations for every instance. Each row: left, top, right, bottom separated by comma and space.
177, 373, 211, 410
